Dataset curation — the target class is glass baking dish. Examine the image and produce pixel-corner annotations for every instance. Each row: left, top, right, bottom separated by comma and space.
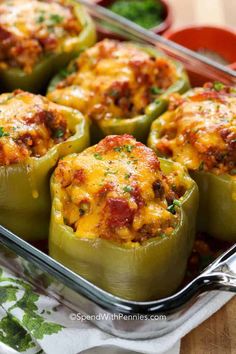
0, 226, 236, 340
0, 0, 236, 340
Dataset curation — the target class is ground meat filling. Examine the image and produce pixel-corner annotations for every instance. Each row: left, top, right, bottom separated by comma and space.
49, 39, 177, 121
54, 134, 188, 244
155, 82, 236, 175
0, 0, 82, 73
0, 90, 70, 165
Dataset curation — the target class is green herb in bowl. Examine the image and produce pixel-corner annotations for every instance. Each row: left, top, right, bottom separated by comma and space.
108, 0, 164, 29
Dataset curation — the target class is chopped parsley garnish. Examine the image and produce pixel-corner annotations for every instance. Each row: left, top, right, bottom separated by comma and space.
50, 14, 64, 24
167, 199, 181, 214
113, 145, 134, 152
213, 81, 225, 92
0, 127, 9, 137
60, 68, 71, 79
94, 153, 103, 160
113, 145, 134, 153
107, 88, 120, 98
104, 170, 118, 176
113, 146, 122, 152
123, 185, 133, 193
36, 14, 45, 23
58, 65, 76, 81
167, 205, 176, 214
173, 199, 181, 207
230, 169, 236, 175
150, 86, 163, 95
124, 144, 134, 153
125, 173, 131, 179
54, 128, 64, 139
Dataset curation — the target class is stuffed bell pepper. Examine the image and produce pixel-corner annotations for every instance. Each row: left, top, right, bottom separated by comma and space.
0, 89, 89, 241
148, 82, 236, 241
49, 134, 198, 301
47, 39, 189, 142
0, 0, 96, 93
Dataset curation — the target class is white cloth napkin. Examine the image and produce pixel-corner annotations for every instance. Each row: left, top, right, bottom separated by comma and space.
0, 265, 234, 354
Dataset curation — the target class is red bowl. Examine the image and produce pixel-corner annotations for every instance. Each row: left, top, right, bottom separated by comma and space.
229, 62, 236, 70
95, 0, 172, 40
164, 26, 236, 86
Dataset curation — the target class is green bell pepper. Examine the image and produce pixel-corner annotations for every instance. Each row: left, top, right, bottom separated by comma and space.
47, 44, 190, 143
0, 1, 96, 94
49, 158, 198, 301
0, 97, 90, 242
191, 171, 236, 241
148, 112, 236, 242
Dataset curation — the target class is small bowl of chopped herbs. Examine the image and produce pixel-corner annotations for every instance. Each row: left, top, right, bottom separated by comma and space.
95, 0, 172, 39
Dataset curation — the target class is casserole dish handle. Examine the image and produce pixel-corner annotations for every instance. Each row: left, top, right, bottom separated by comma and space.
198, 243, 236, 293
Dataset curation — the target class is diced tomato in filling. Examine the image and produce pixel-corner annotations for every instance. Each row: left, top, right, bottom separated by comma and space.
73, 169, 86, 184
106, 197, 134, 229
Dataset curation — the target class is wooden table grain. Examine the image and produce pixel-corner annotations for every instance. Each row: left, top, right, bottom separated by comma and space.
181, 297, 236, 354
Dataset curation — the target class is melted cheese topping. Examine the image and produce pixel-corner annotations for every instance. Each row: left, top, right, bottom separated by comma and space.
155, 83, 236, 175
47, 39, 177, 120
0, 90, 70, 165
0, 0, 82, 72
54, 135, 187, 244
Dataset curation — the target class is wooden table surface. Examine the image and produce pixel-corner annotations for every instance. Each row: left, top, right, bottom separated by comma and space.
167, 1, 236, 353
181, 297, 236, 354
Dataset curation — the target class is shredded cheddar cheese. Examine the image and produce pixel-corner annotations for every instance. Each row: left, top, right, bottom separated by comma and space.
0, 90, 70, 165
47, 39, 177, 121
54, 135, 188, 244
0, 0, 82, 72
155, 83, 236, 175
